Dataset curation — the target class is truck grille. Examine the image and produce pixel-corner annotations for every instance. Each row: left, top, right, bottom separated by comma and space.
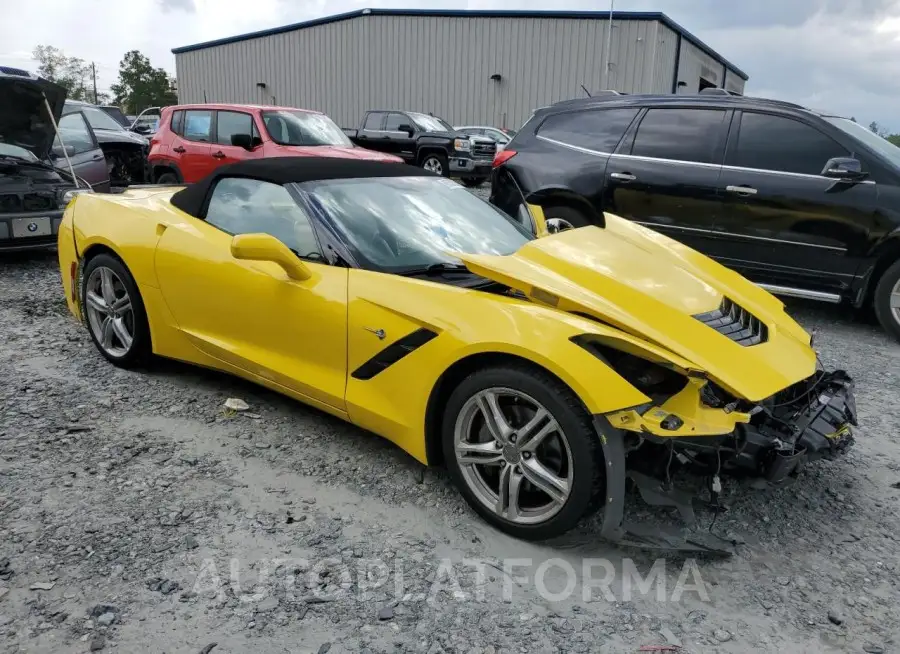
693, 297, 768, 346
472, 141, 497, 159
0, 192, 57, 214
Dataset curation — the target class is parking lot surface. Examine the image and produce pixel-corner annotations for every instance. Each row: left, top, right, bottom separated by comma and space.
1, 192, 898, 653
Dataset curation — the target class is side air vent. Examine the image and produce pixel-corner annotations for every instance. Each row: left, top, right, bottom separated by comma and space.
693, 297, 768, 346
351, 328, 437, 380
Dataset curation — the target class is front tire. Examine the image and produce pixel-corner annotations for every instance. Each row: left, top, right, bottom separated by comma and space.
442, 363, 604, 541
81, 253, 152, 368
421, 153, 449, 177
873, 259, 900, 342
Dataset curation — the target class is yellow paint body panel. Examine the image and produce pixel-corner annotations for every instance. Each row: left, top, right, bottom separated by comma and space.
57, 190, 819, 465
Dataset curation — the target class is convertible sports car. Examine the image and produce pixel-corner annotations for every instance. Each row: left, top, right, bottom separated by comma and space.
57, 158, 857, 550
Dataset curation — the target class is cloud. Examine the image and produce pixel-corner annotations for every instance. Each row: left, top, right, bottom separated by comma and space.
157, 0, 195, 12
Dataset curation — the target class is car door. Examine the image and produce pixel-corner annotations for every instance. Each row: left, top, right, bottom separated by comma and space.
52, 111, 109, 191
715, 110, 878, 289
355, 111, 390, 152
603, 107, 730, 252
212, 110, 265, 166
173, 109, 213, 182
383, 112, 417, 162
154, 177, 349, 411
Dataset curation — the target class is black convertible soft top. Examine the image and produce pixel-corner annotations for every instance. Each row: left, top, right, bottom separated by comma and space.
170, 157, 436, 218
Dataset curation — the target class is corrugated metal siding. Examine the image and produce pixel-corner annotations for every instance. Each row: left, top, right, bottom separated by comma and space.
175, 15, 687, 129
652, 23, 679, 94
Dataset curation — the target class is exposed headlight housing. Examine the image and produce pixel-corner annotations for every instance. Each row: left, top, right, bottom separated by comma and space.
58, 188, 93, 208
453, 138, 471, 152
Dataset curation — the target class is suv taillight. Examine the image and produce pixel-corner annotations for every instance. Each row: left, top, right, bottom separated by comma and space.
493, 149, 516, 168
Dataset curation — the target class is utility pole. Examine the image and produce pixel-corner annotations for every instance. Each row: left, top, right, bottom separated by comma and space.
601, 0, 614, 90
91, 62, 98, 104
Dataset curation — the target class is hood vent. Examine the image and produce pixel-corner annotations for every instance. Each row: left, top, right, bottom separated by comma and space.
693, 297, 768, 346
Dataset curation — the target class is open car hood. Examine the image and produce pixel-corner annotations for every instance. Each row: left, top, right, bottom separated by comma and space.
456, 218, 818, 402
0, 71, 66, 159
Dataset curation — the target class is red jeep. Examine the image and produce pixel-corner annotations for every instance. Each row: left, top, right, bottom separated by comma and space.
148, 103, 403, 183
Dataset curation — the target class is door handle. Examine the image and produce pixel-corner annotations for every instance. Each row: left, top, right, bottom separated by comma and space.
610, 172, 637, 182
91, 154, 104, 161
358, 135, 368, 140
725, 185, 758, 196
212, 151, 226, 159
172, 146, 186, 153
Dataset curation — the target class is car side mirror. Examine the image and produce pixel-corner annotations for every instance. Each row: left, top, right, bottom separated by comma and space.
50, 144, 76, 159
230, 233, 312, 281
822, 157, 867, 182
518, 203, 551, 238
397, 123, 414, 136
231, 133, 262, 150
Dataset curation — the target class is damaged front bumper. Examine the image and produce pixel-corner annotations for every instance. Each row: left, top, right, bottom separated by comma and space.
594, 369, 858, 555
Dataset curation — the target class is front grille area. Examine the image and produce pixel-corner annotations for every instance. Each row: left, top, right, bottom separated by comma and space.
693, 297, 768, 346
472, 141, 497, 159
0, 192, 56, 214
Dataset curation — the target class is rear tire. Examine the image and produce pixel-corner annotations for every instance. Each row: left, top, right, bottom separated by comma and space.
81, 253, 152, 368
442, 363, 604, 541
543, 205, 590, 233
156, 171, 179, 184
873, 259, 900, 342
421, 153, 449, 177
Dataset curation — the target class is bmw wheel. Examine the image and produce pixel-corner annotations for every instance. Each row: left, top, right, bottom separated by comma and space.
421, 153, 448, 177
874, 259, 900, 342
442, 363, 605, 540
81, 253, 152, 368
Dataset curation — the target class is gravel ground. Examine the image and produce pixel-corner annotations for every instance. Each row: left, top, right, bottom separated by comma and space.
1, 186, 899, 653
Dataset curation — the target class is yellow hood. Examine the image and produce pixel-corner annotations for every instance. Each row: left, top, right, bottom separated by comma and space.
457, 218, 817, 402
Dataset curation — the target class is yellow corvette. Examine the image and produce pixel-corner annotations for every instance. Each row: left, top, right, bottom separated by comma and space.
57, 158, 857, 549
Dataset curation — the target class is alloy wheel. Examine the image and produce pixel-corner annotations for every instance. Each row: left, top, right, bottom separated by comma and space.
891, 278, 900, 325
546, 218, 574, 233
84, 266, 135, 358
423, 157, 443, 175
453, 387, 573, 525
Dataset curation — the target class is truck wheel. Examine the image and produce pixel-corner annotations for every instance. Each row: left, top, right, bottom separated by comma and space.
461, 177, 485, 188
156, 172, 179, 184
873, 259, 900, 342
421, 153, 448, 176
543, 205, 589, 233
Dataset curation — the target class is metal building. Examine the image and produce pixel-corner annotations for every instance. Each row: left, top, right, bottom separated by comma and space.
172, 8, 748, 131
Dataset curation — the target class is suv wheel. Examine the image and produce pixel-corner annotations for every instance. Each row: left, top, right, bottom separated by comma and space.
156, 171, 179, 184
874, 259, 900, 342
543, 205, 589, 233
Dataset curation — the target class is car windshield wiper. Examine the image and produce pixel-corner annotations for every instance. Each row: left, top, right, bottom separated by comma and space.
398, 262, 471, 276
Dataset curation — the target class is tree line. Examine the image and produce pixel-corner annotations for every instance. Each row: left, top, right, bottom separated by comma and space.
32, 45, 177, 115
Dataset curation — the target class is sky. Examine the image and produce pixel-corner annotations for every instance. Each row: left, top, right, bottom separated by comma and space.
2, 0, 900, 130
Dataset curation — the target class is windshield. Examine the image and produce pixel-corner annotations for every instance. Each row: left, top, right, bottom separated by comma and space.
409, 113, 454, 133
80, 106, 127, 131
824, 116, 900, 168
0, 143, 39, 162
100, 106, 130, 127
262, 110, 352, 147
300, 176, 533, 272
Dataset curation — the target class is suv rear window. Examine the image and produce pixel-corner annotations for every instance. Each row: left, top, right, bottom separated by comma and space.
631, 108, 727, 164
538, 108, 638, 153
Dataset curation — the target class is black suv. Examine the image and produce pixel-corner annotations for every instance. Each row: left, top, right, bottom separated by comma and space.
490, 91, 900, 342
